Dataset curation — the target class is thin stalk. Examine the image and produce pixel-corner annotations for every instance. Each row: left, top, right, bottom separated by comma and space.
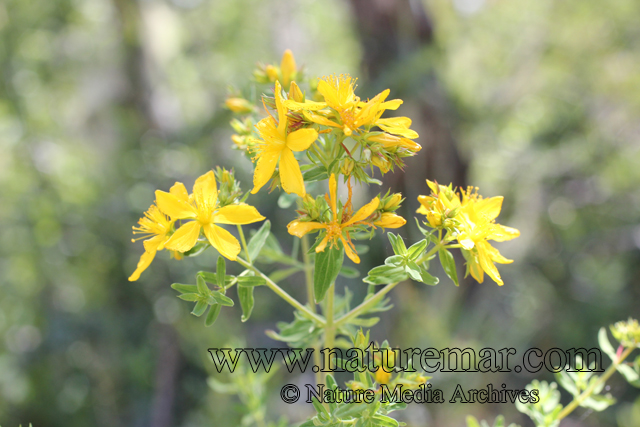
235, 257, 325, 326
324, 283, 336, 349
334, 281, 400, 328
301, 235, 323, 386
237, 225, 252, 264
556, 346, 635, 421
301, 235, 316, 314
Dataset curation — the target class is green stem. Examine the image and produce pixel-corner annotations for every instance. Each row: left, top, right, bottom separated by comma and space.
301, 235, 316, 314
324, 283, 336, 349
301, 235, 323, 386
556, 346, 635, 421
235, 257, 325, 326
237, 225, 252, 264
334, 281, 400, 328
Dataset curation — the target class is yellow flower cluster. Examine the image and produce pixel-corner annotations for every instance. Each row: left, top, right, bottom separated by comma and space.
129, 171, 264, 281
287, 174, 405, 264
417, 181, 520, 286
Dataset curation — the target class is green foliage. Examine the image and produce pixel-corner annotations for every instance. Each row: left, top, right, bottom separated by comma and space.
313, 245, 344, 303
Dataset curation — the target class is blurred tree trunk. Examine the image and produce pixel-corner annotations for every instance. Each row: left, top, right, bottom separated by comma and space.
348, 0, 467, 192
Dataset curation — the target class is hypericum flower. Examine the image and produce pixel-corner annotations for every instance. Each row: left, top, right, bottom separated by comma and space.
280, 49, 297, 88
374, 212, 406, 229
366, 132, 422, 152
416, 180, 461, 228
225, 97, 254, 114
456, 187, 520, 286
250, 81, 318, 197
287, 174, 379, 263
157, 171, 265, 260
128, 204, 176, 281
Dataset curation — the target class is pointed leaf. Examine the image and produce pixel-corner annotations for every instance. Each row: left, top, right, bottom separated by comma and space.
171, 283, 198, 294
248, 220, 271, 260
238, 286, 254, 322
216, 256, 226, 288
313, 246, 344, 303
205, 304, 222, 327
439, 248, 459, 286
191, 300, 208, 317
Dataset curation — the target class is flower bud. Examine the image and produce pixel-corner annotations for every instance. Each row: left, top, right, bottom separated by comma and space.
362, 149, 371, 162
371, 156, 390, 174
375, 368, 392, 385
225, 97, 254, 114
280, 49, 297, 87
383, 194, 402, 211
374, 212, 406, 229
288, 81, 304, 103
341, 158, 355, 176
611, 318, 640, 348
265, 65, 278, 82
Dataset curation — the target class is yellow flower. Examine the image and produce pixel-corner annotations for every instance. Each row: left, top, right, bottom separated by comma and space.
456, 188, 520, 286
225, 97, 254, 114
286, 75, 405, 137
250, 81, 318, 197
128, 204, 175, 281
287, 174, 379, 263
374, 212, 406, 229
375, 368, 392, 385
416, 180, 461, 228
280, 49, 297, 88
366, 132, 421, 152
156, 171, 265, 260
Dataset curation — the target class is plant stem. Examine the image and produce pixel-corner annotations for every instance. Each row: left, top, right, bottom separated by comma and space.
556, 346, 635, 421
301, 235, 316, 314
301, 235, 323, 386
324, 283, 336, 349
235, 257, 325, 326
237, 225, 252, 264
334, 281, 400, 328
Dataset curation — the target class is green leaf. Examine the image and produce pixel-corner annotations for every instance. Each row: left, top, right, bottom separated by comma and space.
205, 304, 221, 327
238, 286, 254, 322
407, 239, 428, 260
196, 275, 209, 295
278, 192, 297, 209
418, 266, 439, 285
384, 255, 404, 267
269, 267, 301, 282
216, 256, 226, 288
171, 283, 198, 294
339, 265, 360, 278
302, 166, 328, 182
313, 246, 344, 303
248, 220, 271, 260
237, 276, 266, 287
405, 261, 423, 282
177, 293, 200, 302
466, 416, 481, 427
438, 248, 459, 286
598, 327, 617, 362
183, 241, 209, 257
211, 291, 234, 307
364, 265, 408, 285
616, 363, 640, 387
191, 300, 208, 316
387, 233, 407, 255
372, 415, 399, 427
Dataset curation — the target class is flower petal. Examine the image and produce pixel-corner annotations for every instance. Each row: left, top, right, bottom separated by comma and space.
286, 128, 318, 152
213, 204, 265, 225
303, 111, 341, 128
284, 100, 328, 111
475, 196, 503, 222
340, 236, 360, 264
489, 224, 520, 242
128, 249, 157, 281
279, 147, 305, 197
193, 171, 218, 212
287, 220, 326, 237
170, 182, 190, 203
203, 224, 241, 261
477, 242, 504, 286
344, 197, 380, 226
251, 149, 280, 194
274, 81, 287, 135
329, 173, 338, 221
156, 190, 197, 220
164, 221, 201, 252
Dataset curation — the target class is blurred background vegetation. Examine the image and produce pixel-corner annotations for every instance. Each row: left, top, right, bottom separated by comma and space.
1, 0, 639, 425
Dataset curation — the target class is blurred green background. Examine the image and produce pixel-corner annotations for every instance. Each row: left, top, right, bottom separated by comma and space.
1, 0, 639, 425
